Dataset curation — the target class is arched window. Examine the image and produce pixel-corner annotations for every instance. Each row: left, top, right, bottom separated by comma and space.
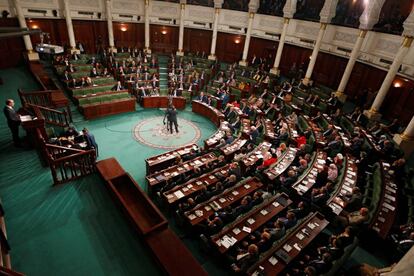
373, 0, 414, 35
187, 0, 214, 7
331, 0, 365, 28
294, 0, 325, 22
258, 0, 287, 17
222, 0, 249, 12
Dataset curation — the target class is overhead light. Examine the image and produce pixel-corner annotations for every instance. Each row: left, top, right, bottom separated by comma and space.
32, 24, 39, 29
120, 26, 127, 32
234, 38, 241, 44
161, 30, 167, 35
393, 81, 402, 88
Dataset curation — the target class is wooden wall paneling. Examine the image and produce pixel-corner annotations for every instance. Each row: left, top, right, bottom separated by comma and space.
113, 23, 144, 49
279, 44, 311, 76
92, 21, 109, 53
0, 18, 26, 68
150, 25, 179, 54
215, 32, 244, 63
26, 19, 69, 47
248, 37, 278, 63
183, 28, 212, 55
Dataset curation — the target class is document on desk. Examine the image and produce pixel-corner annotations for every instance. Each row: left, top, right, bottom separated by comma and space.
260, 209, 269, 216
293, 243, 301, 251
283, 244, 292, 252
383, 202, 395, 211
20, 115, 32, 122
384, 194, 396, 201
308, 223, 316, 229
247, 218, 255, 225
233, 228, 241, 235
296, 233, 305, 240
272, 202, 280, 208
174, 190, 185, 199
242, 226, 251, 233
268, 256, 278, 266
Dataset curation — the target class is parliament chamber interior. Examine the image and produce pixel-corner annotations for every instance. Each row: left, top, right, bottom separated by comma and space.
2, 0, 414, 275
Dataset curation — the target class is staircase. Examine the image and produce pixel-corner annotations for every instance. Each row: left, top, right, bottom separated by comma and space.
158, 55, 169, 95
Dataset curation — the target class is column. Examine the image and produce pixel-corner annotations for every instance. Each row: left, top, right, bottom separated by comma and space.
394, 115, 414, 158
239, 12, 255, 67
270, 18, 289, 75
14, 0, 39, 60
302, 23, 327, 86
144, 0, 151, 53
63, 0, 79, 54
364, 36, 413, 120
106, 0, 117, 53
176, 3, 185, 56
335, 30, 367, 101
208, 8, 220, 60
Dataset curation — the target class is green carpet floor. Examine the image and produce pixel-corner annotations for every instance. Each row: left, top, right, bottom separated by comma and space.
0, 65, 403, 275
0, 66, 216, 275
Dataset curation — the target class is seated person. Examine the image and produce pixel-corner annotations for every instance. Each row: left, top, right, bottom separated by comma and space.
279, 211, 297, 229
336, 207, 370, 228
342, 187, 363, 213
231, 244, 259, 274
111, 81, 124, 91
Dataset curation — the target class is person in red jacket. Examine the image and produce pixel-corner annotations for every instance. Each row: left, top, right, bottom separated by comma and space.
258, 152, 278, 170
295, 133, 307, 148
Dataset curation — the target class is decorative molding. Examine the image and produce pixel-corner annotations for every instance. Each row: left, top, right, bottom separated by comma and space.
151, 4, 178, 17
334, 32, 357, 44
296, 24, 319, 37
375, 38, 400, 54
258, 18, 282, 30
70, 0, 100, 9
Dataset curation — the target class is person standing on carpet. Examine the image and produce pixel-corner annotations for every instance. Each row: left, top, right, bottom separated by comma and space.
167, 105, 179, 134
3, 99, 21, 147
82, 128, 98, 156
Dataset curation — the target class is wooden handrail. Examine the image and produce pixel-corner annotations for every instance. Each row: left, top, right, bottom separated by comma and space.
45, 143, 85, 153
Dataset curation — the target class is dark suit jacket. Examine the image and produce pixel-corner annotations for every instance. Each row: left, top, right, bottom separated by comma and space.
3, 106, 20, 127
167, 109, 177, 123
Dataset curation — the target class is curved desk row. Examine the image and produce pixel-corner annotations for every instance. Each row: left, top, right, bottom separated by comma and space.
192, 100, 224, 127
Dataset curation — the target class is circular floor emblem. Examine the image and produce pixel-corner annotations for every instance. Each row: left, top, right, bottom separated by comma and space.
133, 116, 201, 149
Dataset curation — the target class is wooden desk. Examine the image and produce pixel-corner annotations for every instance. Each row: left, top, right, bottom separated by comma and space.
204, 121, 230, 149
263, 118, 276, 141
241, 141, 272, 170
328, 155, 358, 215
141, 96, 186, 109
371, 162, 398, 239
264, 147, 298, 181
163, 164, 231, 206
145, 144, 198, 175
80, 98, 136, 120
220, 137, 248, 159
248, 212, 329, 275
192, 100, 224, 127
241, 119, 252, 139
211, 193, 292, 254
146, 153, 217, 193
185, 177, 263, 226
292, 151, 327, 195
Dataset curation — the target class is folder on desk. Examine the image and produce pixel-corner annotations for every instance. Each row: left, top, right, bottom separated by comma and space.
276, 249, 291, 263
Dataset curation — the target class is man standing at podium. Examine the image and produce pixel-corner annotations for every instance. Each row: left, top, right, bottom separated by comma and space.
3, 99, 21, 147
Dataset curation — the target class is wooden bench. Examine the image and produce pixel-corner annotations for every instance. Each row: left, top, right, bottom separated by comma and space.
80, 98, 136, 120
145, 228, 208, 276
97, 158, 207, 275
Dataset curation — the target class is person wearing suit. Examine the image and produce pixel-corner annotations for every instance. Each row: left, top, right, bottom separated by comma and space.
82, 128, 98, 156
111, 81, 124, 91
167, 105, 179, 134
3, 99, 21, 146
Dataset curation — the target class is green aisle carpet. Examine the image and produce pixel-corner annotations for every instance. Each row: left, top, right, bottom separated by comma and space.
0, 66, 216, 275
